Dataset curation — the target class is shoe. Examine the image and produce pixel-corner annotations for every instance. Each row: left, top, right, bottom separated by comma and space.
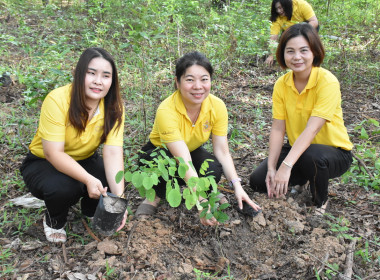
135, 203, 157, 216
43, 217, 67, 243
314, 200, 329, 216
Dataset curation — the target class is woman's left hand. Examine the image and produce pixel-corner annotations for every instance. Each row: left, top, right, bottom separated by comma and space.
116, 209, 128, 232
273, 165, 291, 197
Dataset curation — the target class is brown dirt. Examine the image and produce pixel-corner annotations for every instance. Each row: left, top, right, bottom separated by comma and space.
0, 67, 379, 280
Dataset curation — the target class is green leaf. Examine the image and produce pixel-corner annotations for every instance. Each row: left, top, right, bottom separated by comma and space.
185, 194, 196, 210
124, 171, 133, 182
219, 202, 230, 210
205, 213, 214, 220
187, 177, 198, 188
143, 176, 153, 190
216, 211, 229, 223
115, 170, 124, 184
168, 166, 176, 177
178, 163, 188, 178
132, 172, 143, 188
360, 127, 369, 139
146, 188, 156, 202
161, 168, 169, 181
167, 189, 181, 207
150, 173, 159, 185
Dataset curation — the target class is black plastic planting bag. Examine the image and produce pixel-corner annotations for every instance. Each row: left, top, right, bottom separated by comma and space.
92, 192, 128, 236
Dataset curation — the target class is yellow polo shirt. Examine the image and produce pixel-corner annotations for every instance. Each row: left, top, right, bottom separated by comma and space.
29, 84, 125, 161
272, 67, 353, 151
149, 90, 228, 152
270, 0, 316, 35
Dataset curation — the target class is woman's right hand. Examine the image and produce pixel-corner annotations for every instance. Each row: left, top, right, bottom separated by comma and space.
85, 175, 107, 199
199, 202, 220, 226
265, 55, 274, 66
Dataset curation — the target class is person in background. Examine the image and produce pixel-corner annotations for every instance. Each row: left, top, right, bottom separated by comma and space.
20, 47, 126, 243
136, 51, 261, 226
265, 0, 319, 66
251, 24, 352, 214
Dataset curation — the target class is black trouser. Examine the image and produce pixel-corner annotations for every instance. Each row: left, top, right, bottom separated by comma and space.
249, 143, 352, 207
139, 141, 223, 199
20, 152, 107, 229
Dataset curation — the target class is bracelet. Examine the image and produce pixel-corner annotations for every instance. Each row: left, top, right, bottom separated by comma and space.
229, 177, 242, 187
282, 160, 293, 169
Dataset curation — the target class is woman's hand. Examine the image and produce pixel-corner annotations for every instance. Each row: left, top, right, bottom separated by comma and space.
265, 55, 274, 66
116, 209, 128, 232
234, 186, 261, 211
199, 204, 220, 226
265, 169, 277, 198
273, 164, 291, 198
85, 175, 107, 199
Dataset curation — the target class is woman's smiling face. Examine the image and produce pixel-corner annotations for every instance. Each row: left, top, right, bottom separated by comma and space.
284, 35, 314, 75
176, 64, 211, 108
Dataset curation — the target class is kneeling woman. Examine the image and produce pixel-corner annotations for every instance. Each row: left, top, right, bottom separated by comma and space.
138, 51, 261, 226
250, 24, 353, 213
20, 48, 126, 242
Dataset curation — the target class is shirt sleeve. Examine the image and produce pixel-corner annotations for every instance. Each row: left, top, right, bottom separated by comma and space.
155, 107, 183, 143
104, 108, 125, 146
211, 100, 228, 136
270, 20, 282, 35
272, 80, 286, 120
311, 81, 341, 122
299, 0, 316, 20
38, 94, 67, 142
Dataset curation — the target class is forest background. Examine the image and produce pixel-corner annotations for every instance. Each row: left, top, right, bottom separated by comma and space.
0, 0, 379, 279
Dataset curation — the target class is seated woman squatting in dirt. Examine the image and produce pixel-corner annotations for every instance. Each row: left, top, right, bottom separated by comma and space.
20, 48, 127, 243
136, 51, 262, 226
250, 23, 353, 215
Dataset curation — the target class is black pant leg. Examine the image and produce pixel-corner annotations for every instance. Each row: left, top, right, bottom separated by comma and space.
297, 144, 352, 207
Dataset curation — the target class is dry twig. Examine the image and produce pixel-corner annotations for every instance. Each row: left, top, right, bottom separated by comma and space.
340, 238, 357, 280
81, 218, 101, 242
62, 243, 68, 264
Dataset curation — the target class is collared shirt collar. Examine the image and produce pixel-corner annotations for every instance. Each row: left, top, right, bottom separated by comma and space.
285, 67, 319, 93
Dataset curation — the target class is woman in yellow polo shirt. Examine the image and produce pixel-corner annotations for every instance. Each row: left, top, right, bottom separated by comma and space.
251, 24, 353, 214
265, 0, 319, 66
137, 51, 261, 226
20, 48, 126, 242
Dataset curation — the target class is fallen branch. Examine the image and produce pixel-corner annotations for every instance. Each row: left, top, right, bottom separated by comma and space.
352, 152, 374, 180
125, 220, 139, 254
217, 185, 234, 194
362, 272, 380, 280
340, 238, 357, 280
81, 218, 101, 242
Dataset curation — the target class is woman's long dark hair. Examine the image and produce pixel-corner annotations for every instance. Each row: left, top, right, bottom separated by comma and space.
270, 0, 293, 22
68, 47, 123, 144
